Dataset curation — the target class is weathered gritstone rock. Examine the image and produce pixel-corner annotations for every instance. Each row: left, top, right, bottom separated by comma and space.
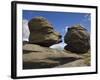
28, 16, 62, 47
55, 59, 87, 68
22, 43, 90, 69
64, 24, 90, 53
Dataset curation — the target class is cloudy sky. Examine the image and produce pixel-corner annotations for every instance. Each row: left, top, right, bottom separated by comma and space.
22, 10, 91, 50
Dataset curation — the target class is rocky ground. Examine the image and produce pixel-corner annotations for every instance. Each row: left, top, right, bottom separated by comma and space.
23, 43, 90, 69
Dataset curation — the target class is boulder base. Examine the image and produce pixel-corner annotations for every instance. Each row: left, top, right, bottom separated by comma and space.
23, 43, 90, 69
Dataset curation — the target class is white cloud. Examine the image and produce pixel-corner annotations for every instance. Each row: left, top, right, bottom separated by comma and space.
65, 26, 69, 32
22, 19, 30, 41
50, 43, 66, 50
50, 25, 68, 50
83, 14, 91, 21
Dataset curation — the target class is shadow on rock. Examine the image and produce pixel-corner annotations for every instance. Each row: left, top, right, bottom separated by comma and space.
23, 57, 80, 69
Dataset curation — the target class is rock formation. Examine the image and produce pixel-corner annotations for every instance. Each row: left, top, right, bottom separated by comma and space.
23, 43, 90, 69
64, 24, 90, 53
23, 18, 90, 69
28, 17, 62, 47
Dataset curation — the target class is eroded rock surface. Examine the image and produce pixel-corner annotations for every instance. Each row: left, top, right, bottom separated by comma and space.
64, 24, 90, 53
23, 43, 90, 69
28, 17, 62, 47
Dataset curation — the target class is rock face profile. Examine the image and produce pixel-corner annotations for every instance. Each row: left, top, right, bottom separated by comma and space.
64, 24, 90, 53
28, 17, 62, 47
23, 43, 89, 69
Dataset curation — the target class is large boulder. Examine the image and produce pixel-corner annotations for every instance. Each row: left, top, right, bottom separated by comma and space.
64, 24, 90, 53
28, 17, 62, 47
23, 43, 90, 69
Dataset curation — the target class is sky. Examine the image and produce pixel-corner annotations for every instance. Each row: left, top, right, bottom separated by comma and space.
22, 10, 91, 50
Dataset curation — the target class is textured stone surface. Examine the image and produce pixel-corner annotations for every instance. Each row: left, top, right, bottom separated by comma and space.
64, 24, 90, 53
55, 59, 87, 68
28, 17, 62, 47
23, 43, 90, 69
